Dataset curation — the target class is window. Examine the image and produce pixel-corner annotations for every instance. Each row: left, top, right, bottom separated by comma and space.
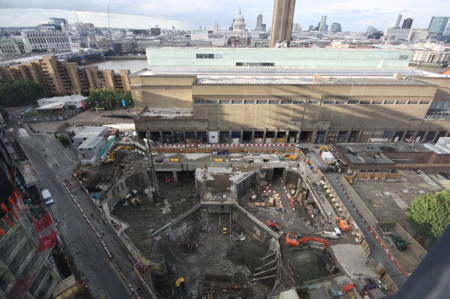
208, 100, 219, 104
309, 99, 319, 104
244, 100, 255, 104
408, 100, 418, 104
323, 100, 335, 104
293, 100, 305, 105
194, 99, 205, 104
372, 100, 383, 104
384, 100, 395, 104
396, 100, 406, 104
420, 100, 430, 104
348, 100, 359, 104
236, 62, 275, 67
220, 100, 231, 104
399, 55, 409, 60
231, 100, 242, 104
360, 100, 370, 105
269, 100, 279, 104
196, 53, 215, 59
335, 100, 347, 105
257, 100, 268, 104
281, 100, 292, 104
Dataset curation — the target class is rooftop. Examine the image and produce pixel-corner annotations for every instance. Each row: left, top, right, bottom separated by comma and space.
36, 102, 66, 110
18, 160, 39, 187
195, 75, 432, 86
37, 95, 87, 104
73, 126, 107, 140
78, 137, 104, 149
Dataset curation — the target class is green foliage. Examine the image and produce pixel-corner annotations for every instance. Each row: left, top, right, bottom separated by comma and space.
86, 88, 133, 110
24, 110, 40, 117
57, 135, 70, 146
407, 190, 450, 240
0, 80, 44, 107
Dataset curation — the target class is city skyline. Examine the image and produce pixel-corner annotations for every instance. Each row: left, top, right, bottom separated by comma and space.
0, 0, 449, 31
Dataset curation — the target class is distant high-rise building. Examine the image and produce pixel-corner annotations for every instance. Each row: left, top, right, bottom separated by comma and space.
214, 22, 220, 32
394, 14, 403, 28
49, 17, 68, 30
319, 15, 327, 32
402, 18, 413, 29
308, 25, 314, 31
428, 16, 449, 34
293, 23, 302, 32
330, 22, 342, 33
256, 14, 263, 27
269, 0, 296, 47
255, 14, 266, 31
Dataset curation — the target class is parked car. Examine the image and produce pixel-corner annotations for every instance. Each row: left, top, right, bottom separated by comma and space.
41, 189, 54, 205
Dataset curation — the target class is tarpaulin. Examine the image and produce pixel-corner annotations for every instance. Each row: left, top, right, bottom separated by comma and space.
33, 213, 53, 232
37, 231, 57, 252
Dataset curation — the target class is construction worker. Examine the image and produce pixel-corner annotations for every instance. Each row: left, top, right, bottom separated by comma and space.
222, 226, 228, 235
175, 277, 186, 296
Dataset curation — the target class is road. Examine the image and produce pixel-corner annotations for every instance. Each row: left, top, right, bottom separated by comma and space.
9, 110, 155, 298
325, 172, 407, 287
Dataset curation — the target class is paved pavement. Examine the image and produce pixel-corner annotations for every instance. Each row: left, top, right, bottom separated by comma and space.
325, 173, 407, 287
9, 110, 155, 298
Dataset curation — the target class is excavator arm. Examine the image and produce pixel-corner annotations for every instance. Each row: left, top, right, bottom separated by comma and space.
297, 237, 330, 249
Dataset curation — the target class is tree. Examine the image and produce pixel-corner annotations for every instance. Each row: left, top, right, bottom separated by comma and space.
0, 80, 44, 107
57, 135, 70, 147
407, 190, 450, 240
86, 88, 133, 110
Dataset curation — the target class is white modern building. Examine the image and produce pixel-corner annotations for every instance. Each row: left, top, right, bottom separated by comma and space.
408, 29, 429, 42
77, 137, 106, 165
21, 30, 72, 53
411, 49, 450, 66
384, 28, 410, 41
0, 37, 22, 57
72, 126, 109, 146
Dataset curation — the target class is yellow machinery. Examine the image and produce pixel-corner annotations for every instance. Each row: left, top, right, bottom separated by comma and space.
284, 154, 298, 160
103, 146, 134, 163
175, 277, 185, 288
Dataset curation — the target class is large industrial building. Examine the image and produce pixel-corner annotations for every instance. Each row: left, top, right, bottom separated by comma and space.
131, 47, 450, 144
0, 55, 130, 96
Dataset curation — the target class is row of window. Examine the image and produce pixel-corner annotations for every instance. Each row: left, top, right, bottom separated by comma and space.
25, 32, 69, 37
196, 53, 223, 59
193, 99, 431, 105
29, 38, 69, 44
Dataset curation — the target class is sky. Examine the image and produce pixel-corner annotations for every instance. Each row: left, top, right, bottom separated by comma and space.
0, 0, 449, 32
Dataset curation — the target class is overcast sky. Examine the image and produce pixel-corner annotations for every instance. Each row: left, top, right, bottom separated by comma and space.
0, 0, 449, 32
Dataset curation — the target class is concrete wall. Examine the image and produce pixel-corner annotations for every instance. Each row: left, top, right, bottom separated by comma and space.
340, 176, 379, 228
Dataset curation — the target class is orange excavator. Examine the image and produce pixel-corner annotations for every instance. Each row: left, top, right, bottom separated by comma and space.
284, 232, 330, 249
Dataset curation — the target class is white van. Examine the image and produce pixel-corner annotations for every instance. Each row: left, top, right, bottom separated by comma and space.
41, 189, 54, 205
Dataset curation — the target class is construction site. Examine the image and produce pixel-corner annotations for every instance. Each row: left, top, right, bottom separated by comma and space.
70, 128, 392, 299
